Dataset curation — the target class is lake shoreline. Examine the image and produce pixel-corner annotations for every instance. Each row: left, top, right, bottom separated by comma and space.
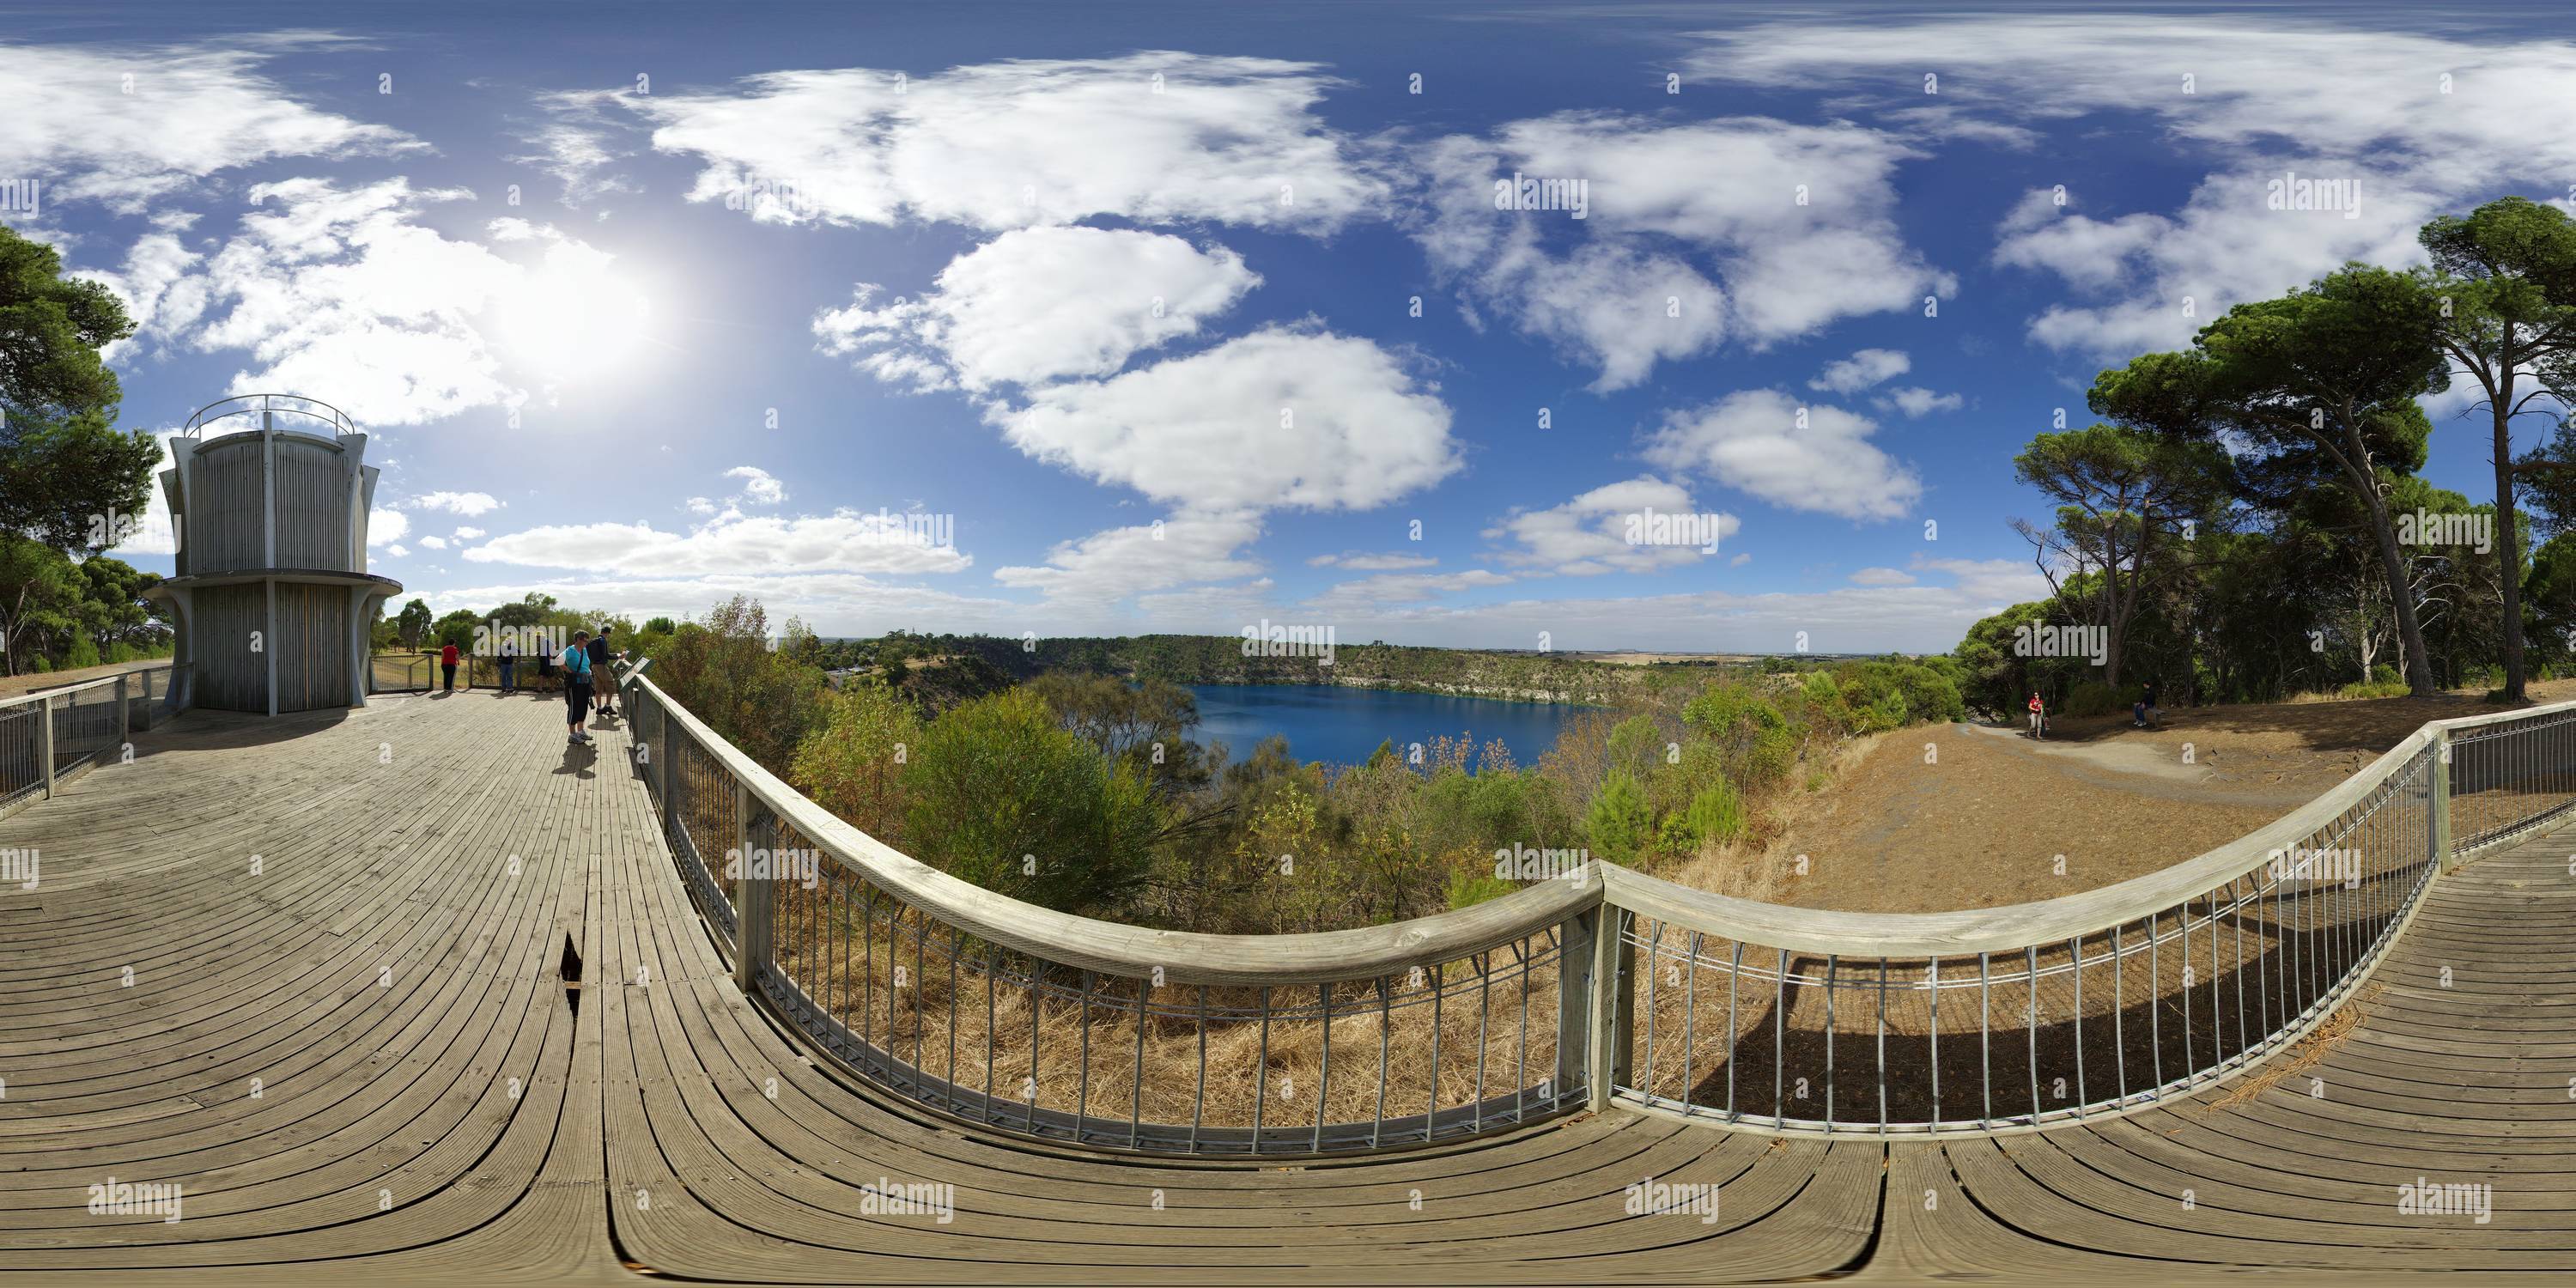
1183, 682, 1597, 769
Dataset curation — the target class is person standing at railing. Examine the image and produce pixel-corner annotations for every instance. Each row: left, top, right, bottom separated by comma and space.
587, 625, 617, 720
440, 641, 459, 694
562, 630, 593, 745
499, 639, 518, 696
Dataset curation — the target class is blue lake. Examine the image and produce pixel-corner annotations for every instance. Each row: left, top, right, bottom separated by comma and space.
1184, 683, 1587, 769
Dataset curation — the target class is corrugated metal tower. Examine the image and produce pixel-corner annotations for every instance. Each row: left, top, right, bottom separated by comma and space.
144, 395, 404, 715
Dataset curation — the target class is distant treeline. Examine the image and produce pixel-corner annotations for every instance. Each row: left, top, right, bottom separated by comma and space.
818, 630, 1773, 707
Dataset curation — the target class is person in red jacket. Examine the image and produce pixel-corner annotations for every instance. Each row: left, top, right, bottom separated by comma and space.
440, 641, 460, 694
2026, 690, 2044, 739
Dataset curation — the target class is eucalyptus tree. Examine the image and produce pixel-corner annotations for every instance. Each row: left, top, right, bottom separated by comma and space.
2415, 197, 2576, 700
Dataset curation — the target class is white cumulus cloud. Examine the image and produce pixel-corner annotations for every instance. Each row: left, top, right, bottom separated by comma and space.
1644, 390, 1922, 521
816, 227, 1260, 391
991, 326, 1458, 513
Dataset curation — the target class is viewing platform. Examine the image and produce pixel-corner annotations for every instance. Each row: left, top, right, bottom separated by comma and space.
3, 671, 2574, 1284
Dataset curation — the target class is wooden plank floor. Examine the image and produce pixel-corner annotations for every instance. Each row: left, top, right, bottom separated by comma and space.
1, 693, 2568, 1285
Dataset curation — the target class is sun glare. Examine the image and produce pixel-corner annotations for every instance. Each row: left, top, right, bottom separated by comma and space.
490, 240, 653, 383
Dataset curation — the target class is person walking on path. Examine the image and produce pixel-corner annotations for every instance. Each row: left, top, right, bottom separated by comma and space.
2027, 690, 2045, 739
587, 626, 617, 720
562, 630, 593, 744
499, 638, 519, 695
440, 641, 459, 694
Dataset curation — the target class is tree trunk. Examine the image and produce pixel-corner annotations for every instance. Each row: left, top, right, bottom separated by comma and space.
2494, 396, 2528, 702
2352, 466, 2439, 696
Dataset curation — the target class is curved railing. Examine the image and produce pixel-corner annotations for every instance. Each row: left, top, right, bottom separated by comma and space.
614, 665, 2574, 1154
0, 663, 175, 819
180, 393, 358, 440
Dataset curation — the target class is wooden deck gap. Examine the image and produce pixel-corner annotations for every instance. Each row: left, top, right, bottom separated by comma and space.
561, 932, 584, 1018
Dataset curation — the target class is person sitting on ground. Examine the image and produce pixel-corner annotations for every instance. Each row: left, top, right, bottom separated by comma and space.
2027, 690, 2045, 739
562, 630, 593, 745
2134, 677, 2161, 728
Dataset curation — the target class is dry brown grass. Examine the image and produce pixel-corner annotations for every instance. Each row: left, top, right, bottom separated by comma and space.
770, 881, 1570, 1134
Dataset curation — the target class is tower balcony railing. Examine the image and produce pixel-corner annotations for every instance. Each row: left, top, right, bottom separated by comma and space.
179, 393, 360, 441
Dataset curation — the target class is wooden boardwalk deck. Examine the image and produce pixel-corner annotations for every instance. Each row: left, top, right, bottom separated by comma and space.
2, 693, 2568, 1285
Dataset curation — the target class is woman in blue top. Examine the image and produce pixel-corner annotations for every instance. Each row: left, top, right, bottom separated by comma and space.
562, 630, 593, 744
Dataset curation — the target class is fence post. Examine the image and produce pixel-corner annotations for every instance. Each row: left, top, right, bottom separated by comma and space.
37, 694, 56, 799
2431, 728, 2455, 873
733, 779, 769, 992
1556, 906, 1593, 1106
1585, 901, 1633, 1110
115, 676, 130, 750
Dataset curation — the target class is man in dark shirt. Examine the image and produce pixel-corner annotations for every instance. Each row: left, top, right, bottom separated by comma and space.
587, 626, 617, 719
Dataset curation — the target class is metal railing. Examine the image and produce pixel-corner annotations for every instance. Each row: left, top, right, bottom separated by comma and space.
181, 393, 357, 440
0, 663, 174, 820
613, 666, 2576, 1155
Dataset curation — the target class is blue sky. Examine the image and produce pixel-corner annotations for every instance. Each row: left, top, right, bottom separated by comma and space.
10, 2, 2573, 652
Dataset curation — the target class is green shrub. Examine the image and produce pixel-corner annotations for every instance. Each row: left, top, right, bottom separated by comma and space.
902, 688, 1161, 914
1682, 775, 1747, 845
63, 635, 100, 671
1446, 867, 1517, 909
2063, 681, 2123, 719
1585, 770, 1652, 866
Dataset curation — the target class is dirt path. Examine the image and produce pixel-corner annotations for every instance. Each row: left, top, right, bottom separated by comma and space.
1747, 683, 2576, 916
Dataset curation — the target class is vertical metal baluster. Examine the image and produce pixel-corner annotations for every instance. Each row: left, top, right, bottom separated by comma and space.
1515, 942, 1530, 1121
1191, 984, 1207, 1152
2253, 868, 2271, 1051
2111, 923, 2125, 1105
1681, 933, 1701, 1114
2206, 890, 2221, 1071
2024, 945, 2040, 1121
1027, 960, 1040, 1134
948, 924, 961, 1086
2070, 936, 2084, 1115
1474, 952, 1492, 1128
1978, 951, 1991, 1128
1929, 955, 1942, 1130
1823, 953, 1837, 1132
983, 940, 997, 1121
860, 884, 872, 1052
2233, 876, 2248, 1062
1426, 963, 1443, 1142
1641, 927, 1662, 1106
1131, 973, 1147, 1151
2148, 909, 2163, 1097
1315, 982, 1334, 1152
2285, 854, 2302, 1021
1374, 976, 1390, 1148
1775, 947, 1788, 1127
1253, 986, 1271, 1155
1078, 969, 1093, 1139
1727, 941, 1743, 1121
2179, 898, 2196, 1081
915, 908, 929, 1072
1875, 957, 1888, 1133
